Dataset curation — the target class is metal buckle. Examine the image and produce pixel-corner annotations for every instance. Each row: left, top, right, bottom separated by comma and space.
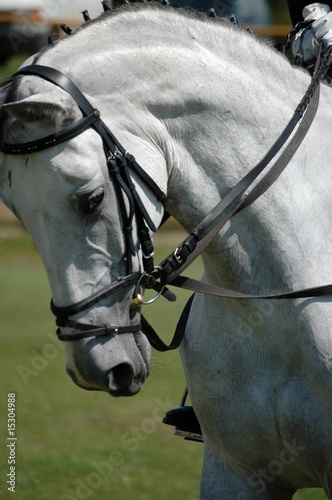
133, 267, 165, 306
142, 250, 154, 260
173, 247, 183, 265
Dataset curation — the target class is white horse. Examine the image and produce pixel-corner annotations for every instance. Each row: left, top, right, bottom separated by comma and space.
1, 4, 332, 498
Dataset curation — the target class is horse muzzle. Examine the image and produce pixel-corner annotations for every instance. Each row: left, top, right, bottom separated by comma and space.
65, 329, 151, 396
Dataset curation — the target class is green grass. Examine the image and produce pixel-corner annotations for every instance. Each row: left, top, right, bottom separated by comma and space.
0, 55, 27, 81
0, 222, 203, 500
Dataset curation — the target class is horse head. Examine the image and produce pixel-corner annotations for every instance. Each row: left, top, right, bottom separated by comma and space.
0, 69, 167, 396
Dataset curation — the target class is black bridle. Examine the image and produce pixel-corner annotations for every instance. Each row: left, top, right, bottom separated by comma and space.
2, 49, 332, 350
2, 64, 169, 342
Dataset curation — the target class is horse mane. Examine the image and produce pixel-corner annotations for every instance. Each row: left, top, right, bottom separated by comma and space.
0, 2, 268, 95
0, 2, 293, 152
50, 2, 243, 38
35, 1, 266, 59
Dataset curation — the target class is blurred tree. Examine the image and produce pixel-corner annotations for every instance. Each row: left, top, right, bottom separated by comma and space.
113, 0, 292, 25
268, 0, 291, 24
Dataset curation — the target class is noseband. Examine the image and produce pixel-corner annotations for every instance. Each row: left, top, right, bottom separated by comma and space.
2, 64, 167, 342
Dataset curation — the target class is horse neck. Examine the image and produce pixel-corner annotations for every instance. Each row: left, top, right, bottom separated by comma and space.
38, 7, 332, 294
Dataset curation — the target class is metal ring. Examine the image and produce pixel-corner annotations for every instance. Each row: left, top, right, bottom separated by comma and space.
135, 267, 165, 305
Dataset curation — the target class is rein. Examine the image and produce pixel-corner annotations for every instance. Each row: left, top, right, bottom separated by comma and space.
155, 47, 330, 290
2, 46, 332, 350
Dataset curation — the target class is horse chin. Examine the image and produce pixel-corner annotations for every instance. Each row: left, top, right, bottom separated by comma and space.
64, 331, 151, 397
65, 365, 148, 397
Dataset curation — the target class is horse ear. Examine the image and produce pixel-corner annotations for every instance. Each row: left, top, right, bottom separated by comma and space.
1, 91, 77, 125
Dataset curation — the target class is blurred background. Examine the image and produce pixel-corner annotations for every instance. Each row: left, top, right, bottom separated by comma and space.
0, 0, 291, 66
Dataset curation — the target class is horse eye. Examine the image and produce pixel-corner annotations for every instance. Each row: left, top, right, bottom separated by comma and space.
86, 188, 104, 213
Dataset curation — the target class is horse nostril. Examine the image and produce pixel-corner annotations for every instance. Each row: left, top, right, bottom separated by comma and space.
107, 362, 135, 392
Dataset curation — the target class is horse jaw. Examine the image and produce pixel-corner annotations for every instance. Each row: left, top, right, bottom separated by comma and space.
64, 332, 151, 396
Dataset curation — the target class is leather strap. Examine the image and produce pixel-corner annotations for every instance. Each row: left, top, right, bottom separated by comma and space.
55, 320, 142, 341
51, 273, 140, 320
1, 110, 100, 155
170, 276, 332, 301
141, 294, 194, 351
